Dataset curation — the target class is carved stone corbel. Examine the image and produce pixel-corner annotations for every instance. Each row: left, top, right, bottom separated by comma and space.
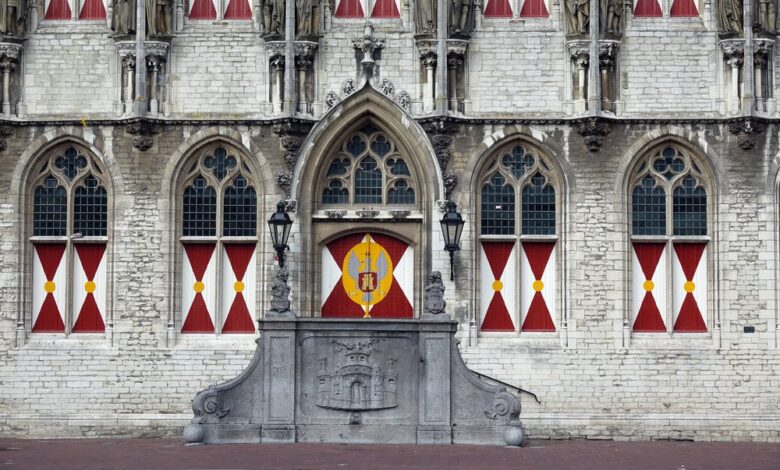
423, 119, 459, 197
273, 121, 313, 196
353, 23, 384, 80
0, 126, 14, 151
576, 117, 612, 152
126, 120, 161, 151
728, 119, 766, 150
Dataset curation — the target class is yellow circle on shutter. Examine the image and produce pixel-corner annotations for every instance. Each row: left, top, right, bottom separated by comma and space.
684, 281, 695, 293
533, 280, 544, 292
44, 281, 56, 293
84, 281, 96, 293
234, 281, 245, 293
492, 280, 503, 291
643, 280, 654, 292
193, 281, 205, 293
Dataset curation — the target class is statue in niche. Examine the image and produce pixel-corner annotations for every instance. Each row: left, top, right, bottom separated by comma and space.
599, 0, 622, 35
449, 0, 474, 37
296, 0, 319, 37
416, 0, 437, 36
261, 0, 286, 37
111, 0, 137, 35
756, 0, 777, 33
717, 0, 743, 34
0, 0, 27, 37
565, 0, 589, 35
146, 0, 172, 36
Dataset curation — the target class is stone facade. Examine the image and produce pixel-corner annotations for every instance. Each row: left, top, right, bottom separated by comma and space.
0, 0, 779, 442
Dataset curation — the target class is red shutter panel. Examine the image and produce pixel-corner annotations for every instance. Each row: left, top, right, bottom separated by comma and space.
634, 0, 662, 16
672, 243, 707, 332
32, 243, 67, 332
631, 243, 667, 332
371, 0, 399, 17
221, 244, 256, 333
72, 244, 107, 333
520, 242, 556, 332
335, 0, 365, 18
519, 0, 548, 17
79, 0, 106, 19
480, 241, 516, 331
181, 243, 216, 333
670, 0, 698, 16
225, 0, 252, 19
190, 0, 217, 19
44, 0, 72, 19
484, 0, 513, 17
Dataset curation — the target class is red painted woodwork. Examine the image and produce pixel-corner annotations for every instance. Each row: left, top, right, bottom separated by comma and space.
79, 0, 106, 19
72, 244, 106, 333
182, 243, 216, 333
673, 243, 707, 332
189, 0, 217, 19
32, 244, 66, 333
633, 0, 662, 17
44, 0, 72, 19
224, 0, 252, 19
335, 0, 364, 18
321, 233, 413, 319
480, 241, 515, 331
669, 0, 698, 16
632, 243, 666, 332
484, 0, 512, 18
222, 244, 255, 333
519, 0, 548, 17
371, 0, 399, 18
520, 242, 555, 332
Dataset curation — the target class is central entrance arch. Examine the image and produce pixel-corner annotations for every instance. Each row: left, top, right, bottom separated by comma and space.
321, 232, 414, 318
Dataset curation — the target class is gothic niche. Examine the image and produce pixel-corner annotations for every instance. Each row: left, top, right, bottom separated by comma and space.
720, 39, 744, 115
316, 339, 399, 411
267, 42, 285, 114
447, 41, 467, 114
567, 40, 589, 114
110, 0, 173, 37
717, 0, 743, 37
599, 0, 623, 38
564, 0, 590, 37
755, 0, 777, 36
599, 41, 619, 113
259, 0, 321, 40
115, 41, 170, 116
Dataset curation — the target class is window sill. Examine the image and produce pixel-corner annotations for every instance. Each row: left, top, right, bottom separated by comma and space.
627, 331, 715, 350
173, 333, 258, 351
19, 333, 116, 351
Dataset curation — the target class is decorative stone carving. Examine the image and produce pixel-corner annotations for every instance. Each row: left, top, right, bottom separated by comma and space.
192, 387, 231, 423
728, 119, 766, 150
423, 119, 458, 197
576, 117, 612, 152
0, 41, 21, 116
325, 91, 340, 110
484, 390, 520, 421
269, 267, 292, 314
389, 210, 410, 219
756, 0, 777, 34
276, 171, 292, 195
316, 339, 399, 411
415, 0, 437, 36
423, 271, 446, 316
261, 0, 285, 38
295, 0, 320, 38
443, 171, 458, 198
146, 0, 172, 36
717, 0, 743, 35
394, 90, 411, 111
720, 38, 745, 59
377, 78, 395, 98
0, 0, 27, 37
449, 0, 475, 38
430, 134, 452, 169
353, 23, 384, 80
564, 0, 589, 36
283, 199, 297, 213
0, 125, 12, 151
111, 0, 137, 35
126, 120, 161, 151
273, 121, 312, 187
356, 209, 379, 218
599, 0, 622, 36
341, 78, 357, 97
325, 210, 347, 219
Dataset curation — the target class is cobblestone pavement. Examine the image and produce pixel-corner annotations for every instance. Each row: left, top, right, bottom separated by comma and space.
0, 438, 778, 470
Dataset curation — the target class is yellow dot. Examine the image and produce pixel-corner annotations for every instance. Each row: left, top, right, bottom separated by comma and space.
44, 281, 56, 293
684, 281, 695, 293
643, 280, 654, 292
492, 280, 503, 291
84, 281, 96, 293
193, 281, 205, 293
234, 281, 245, 293
533, 280, 544, 292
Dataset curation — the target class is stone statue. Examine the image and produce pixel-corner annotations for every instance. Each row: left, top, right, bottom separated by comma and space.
112, 0, 137, 35
0, 0, 26, 37
565, 0, 589, 35
423, 271, 446, 316
717, 0, 743, 34
756, 0, 777, 33
449, 0, 474, 37
270, 267, 291, 314
261, 0, 285, 37
296, 0, 315, 37
146, 0, 172, 36
415, 0, 437, 36
599, 0, 622, 35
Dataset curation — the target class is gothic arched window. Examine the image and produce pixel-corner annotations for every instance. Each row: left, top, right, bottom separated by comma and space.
478, 143, 559, 333
629, 144, 710, 334
179, 144, 259, 334
320, 124, 417, 207
29, 145, 109, 334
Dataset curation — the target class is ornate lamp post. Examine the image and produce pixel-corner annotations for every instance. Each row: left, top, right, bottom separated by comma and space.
267, 202, 293, 268
440, 201, 465, 281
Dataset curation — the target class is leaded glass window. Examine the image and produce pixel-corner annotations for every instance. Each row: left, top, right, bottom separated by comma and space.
521, 173, 555, 236
73, 176, 108, 237
183, 177, 217, 237
223, 176, 257, 237
320, 124, 416, 206
34, 177, 67, 237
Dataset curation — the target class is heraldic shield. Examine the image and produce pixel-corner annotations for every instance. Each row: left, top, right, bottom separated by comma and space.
321, 233, 414, 318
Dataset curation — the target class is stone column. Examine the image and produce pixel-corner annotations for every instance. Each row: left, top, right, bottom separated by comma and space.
741, 0, 754, 113
0, 44, 21, 117
588, 0, 600, 113
284, 0, 296, 116
271, 54, 285, 115
417, 40, 438, 114
447, 40, 467, 114
599, 41, 619, 114
754, 39, 774, 114
117, 45, 137, 116
294, 42, 317, 114
134, 0, 148, 116
436, 0, 448, 113
567, 40, 590, 114
145, 41, 170, 116
720, 40, 744, 115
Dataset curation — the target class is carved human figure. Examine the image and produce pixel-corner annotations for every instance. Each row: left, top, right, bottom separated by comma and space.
599, 0, 622, 35
757, 0, 777, 33
449, 0, 474, 36
565, 0, 589, 35
717, 0, 743, 34
296, 0, 312, 37
261, 0, 285, 37
146, 0, 171, 36
0, 0, 26, 36
111, 0, 137, 35
415, 0, 437, 36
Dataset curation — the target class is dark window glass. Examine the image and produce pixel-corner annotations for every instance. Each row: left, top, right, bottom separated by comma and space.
632, 176, 666, 236
652, 147, 685, 180
388, 158, 410, 176
322, 180, 349, 204
346, 136, 367, 157
326, 158, 350, 176
73, 176, 108, 237
521, 173, 555, 235
673, 176, 707, 236
481, 173, 515, 235
501, 146, 535, 179
354, 157, 382, 204
54, 147, 87, 181
204, 147, 237, 181
223, 176, 257, 237
183, 177, 217, 236
33, 176, 67, 237
387, 180, 415, 204
370, 135, 391, 157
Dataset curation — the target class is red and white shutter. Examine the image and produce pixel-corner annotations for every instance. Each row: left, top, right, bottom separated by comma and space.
44, 0, 72, 19
32, 243, 67, 332
371, 0, 400, 18
670, 0, 698, 16
631, 242, 667, 332
79, 0, 106, 19
479, 241, 516, 332
321, 233, 413, 318
634, 0, 662, 16
335, 0, 365, 17
221, 243, 256, 333
225, 0, 252, 19
484, 0, 512, 17
190, 0, 217, 19
181, 243, 217, 333
672, 243, 707, 332
519, 0, 548, 17
520, 242, 556, 332
72, 244, 107, 333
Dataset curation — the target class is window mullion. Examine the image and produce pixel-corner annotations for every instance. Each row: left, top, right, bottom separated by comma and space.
65, 186, 74, 336
215, 186, 224, 335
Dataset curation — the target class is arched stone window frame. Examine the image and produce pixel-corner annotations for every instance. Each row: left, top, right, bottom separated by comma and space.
474, 139, 564, 336
24, 142, 113, 336
174, 141, 264, 336
627, 141, 715, 337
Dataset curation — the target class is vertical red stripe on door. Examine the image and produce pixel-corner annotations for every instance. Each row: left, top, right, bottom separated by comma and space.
335, 0, 364, 17
182, 243, 216, 333
520, 242, 555, 332
481, 241, 515, 331
632, 243, 666, 332
72, 244, 106, 332
222, 244, 256, 333
484, 0, 512, 17
673, 243, 707, 332
32, 244, 66, 332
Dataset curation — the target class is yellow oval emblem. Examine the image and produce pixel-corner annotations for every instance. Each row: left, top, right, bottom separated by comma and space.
342, 234, 394, 313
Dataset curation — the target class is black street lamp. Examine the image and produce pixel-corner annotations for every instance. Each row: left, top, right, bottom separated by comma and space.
440, 201, 465, 281
267, 202, 293, 268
